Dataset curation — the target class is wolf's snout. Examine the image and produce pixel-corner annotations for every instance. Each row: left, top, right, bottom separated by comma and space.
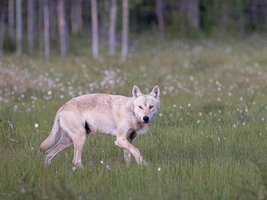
143, 116, 149, 123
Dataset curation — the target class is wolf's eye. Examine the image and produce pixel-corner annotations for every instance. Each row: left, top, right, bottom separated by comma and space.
138, 106, 143, 110
149, 105, 154, 109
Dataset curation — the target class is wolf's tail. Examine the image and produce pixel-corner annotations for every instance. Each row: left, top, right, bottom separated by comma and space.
40, 111, 61, 151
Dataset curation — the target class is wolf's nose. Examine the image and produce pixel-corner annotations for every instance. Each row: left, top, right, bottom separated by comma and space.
143, 116, 149, 123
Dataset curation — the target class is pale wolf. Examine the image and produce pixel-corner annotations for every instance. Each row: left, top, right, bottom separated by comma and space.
40, 85, 160, 168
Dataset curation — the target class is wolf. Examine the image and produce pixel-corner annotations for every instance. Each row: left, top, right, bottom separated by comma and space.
40, 85, 160, 169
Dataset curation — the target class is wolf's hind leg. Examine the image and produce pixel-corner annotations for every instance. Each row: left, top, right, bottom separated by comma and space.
44, 130, 73, 165
59, 113, 88, 169
71, 132, 86, 169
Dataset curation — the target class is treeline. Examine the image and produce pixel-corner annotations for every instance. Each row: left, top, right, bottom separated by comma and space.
0, 0, 267, 58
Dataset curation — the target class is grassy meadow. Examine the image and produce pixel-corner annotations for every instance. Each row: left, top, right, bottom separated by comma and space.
0, 36, 267, 199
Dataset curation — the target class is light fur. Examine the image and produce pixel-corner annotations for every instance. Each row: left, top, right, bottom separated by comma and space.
40, 85, 160, 168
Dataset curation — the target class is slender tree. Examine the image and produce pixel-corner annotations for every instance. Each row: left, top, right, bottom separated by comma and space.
8, 0, 15, 37
27, 0, 35, 54
91, 0, 99, 58
0, 4, 5, 55
43, 0, 50, 58
71, 0, 83, 34
16, 0, 22, 56
58, 0, 68, 56
121, 0, 129, 61
187, 0, 199, 29
180, 0, 199, 29
155, 0, 165, 38
108, 0, 117, 55
49, 0, 58, 39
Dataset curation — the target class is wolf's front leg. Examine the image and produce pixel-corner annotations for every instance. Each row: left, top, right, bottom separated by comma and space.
123, 131, 137, 166
124, 150, 131, 166
115, 137, 147, 165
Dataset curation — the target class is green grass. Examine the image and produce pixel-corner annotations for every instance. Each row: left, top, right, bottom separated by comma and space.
0, 36, 267, 199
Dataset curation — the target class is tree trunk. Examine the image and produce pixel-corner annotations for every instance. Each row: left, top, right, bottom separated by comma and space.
108, 0, 117, 56
16, 0, 22, 56
121, 0, 129, 61
27, 0, 35, 54
155, 0, 165, 38
187, 0, 199, 29
0, 5, 5, 55
37, 0, 43, 52
49, 0, 58, 39
71, 0, 83, 34
91, 0, 99, 58
8, 0, 15, 38
179, 0, 199, 29
58, 0, 68, 56
43, 0, 50, 58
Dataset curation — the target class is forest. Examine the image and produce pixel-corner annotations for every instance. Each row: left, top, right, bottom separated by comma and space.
0, 1, 267, 200
0, 0, 267, 59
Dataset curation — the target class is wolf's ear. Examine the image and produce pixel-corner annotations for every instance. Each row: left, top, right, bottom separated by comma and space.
150, 85, 160, 99
132, 85, 143, 97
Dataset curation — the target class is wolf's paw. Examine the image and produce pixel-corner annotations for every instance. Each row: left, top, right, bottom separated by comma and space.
136, 156, 148, 166
141, 160, 148, 166
72, 164, 84, 172
114, 140, 122, 148
44, 157, 52, 166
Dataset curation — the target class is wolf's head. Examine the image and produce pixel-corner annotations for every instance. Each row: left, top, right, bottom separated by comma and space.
132, 85, 160, 124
